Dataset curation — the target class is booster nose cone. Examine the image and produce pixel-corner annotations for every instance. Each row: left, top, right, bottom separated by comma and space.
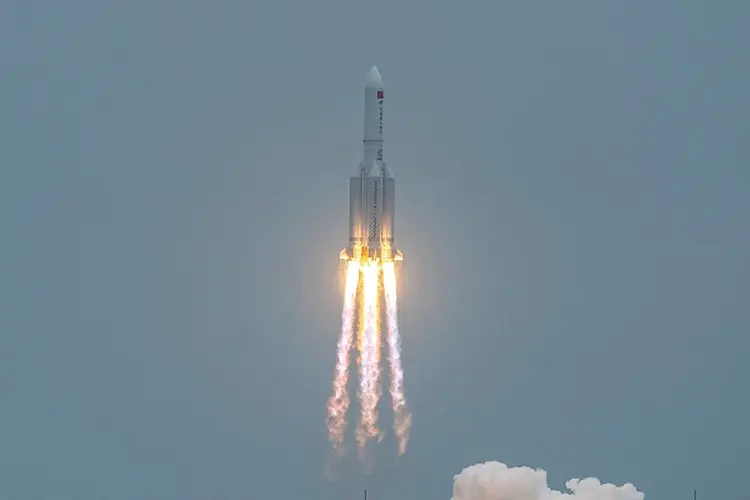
367, 162, 380, 178
365, 66, 383, 88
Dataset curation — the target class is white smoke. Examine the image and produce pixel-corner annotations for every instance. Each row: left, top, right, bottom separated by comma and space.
452, 461, 644, 500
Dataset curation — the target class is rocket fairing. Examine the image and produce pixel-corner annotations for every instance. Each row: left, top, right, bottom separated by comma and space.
341, 66, 403, 264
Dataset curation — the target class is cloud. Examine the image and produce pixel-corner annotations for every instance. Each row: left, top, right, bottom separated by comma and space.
452, 461, 644, 500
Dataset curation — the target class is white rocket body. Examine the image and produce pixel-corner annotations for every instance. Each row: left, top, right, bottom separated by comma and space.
342, 66, 402, 263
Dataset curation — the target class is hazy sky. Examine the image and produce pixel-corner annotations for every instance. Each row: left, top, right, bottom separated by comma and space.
2, 2, 748, 499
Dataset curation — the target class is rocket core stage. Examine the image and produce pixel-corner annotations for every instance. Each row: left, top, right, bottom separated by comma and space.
340, 66, 403, 264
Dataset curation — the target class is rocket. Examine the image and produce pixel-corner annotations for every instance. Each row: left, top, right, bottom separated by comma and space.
340, 66, 403, 263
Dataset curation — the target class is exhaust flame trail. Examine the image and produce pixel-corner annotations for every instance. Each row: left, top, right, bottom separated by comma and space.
382, 261, 411, 455
356, 260, 382, 457
326, 258, 408, 462
326, 260, 360, 453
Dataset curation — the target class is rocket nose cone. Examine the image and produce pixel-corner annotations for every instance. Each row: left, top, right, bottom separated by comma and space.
365, 65, 383, 88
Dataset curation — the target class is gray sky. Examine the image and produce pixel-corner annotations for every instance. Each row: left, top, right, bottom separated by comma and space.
2, 1, 748, 499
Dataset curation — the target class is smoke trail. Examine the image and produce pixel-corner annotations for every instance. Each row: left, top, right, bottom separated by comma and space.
382, 261, 411, 455
452, 461, 644, 500
356, 260, 382, 459
326, 260, 361, 454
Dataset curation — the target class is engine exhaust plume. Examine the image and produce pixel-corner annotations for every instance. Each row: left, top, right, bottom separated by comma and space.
326, 260, 361, 453
356, 260, 382, 458
382, 260, 411, 455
